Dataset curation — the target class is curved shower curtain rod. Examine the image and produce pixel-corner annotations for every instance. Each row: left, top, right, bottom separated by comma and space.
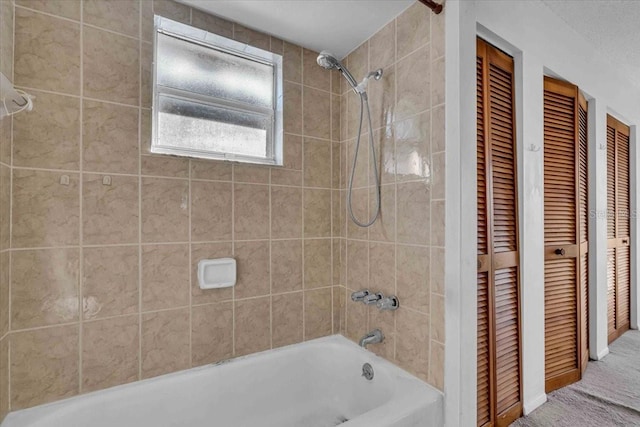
418, 0, 444, 15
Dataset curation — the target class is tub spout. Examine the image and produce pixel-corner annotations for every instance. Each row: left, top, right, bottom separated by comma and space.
359, 329, 384, 349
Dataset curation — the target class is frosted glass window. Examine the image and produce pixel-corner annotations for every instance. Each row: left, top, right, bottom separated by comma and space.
152, 17, 283, 165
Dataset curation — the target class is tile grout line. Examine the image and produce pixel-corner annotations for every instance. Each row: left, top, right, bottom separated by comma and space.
300, 44, 306, 342
77, 0, 85, 395
7, 0, 15, 410
137, 0, 144, 383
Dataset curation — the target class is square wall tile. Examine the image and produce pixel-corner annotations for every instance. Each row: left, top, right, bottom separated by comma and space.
396, 46, 430, 121
83, 100, 139, 174
396, 245, 430, 313
191, 9, 233, 37
282, 134, 302, 170
141, 155, 189, 179
83, 174, 139, 245
271, 240, 302, 294
233, 24, 270, 51
191, 302, 233, 367
303, 87, 331, 140
396, 1, 430, 59
0, 338, 7, 421
396, 181, 430, 245
271, 186, 302, 239
235, 297, 270, 356
304, 138, 331, 188
13, 90, 80, 170
272, 292, 303, 347
14, 8, 80, 94
304, 288, 332, 340
10, 325, 79, 409
153, 0, 191, 24
234, 184, 269, 240
83, 246, 139, 320
141, 308, 190, 379
394, 111, 431, 182
141, 244, 190, 311
283, 42, 302, 84
304, 189, 331, 238
0, 253, 9, 337
234, 241, 270, 299
141, 178, 189, 243
0, 118, 10, 166
84, 26, 139, 105
369, 242, 395, 296
396, 309, 429, 381
191, 181, 232, 242
303, 48, 330, 91
190, 160, 232, 181
15, 0, 81, 20
304, 239, 331, 289
429, 340, 444, 390
346, 240, 368, 291
0, 0, 13, 80
83, 0, 140, 37
284, 82, 302, 134
0, 166, 9, 251
11, 248, 79, 329
82, 315, 139, 392
370, 20, 396, 68
12, 169, 80, 248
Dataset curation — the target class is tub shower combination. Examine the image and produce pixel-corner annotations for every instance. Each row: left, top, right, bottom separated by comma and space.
2, 336, 442, 427
1, 44, 442, 427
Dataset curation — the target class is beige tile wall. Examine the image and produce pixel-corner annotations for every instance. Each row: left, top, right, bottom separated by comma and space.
334, 1, 446, 390
0, 0, 14, 421
1, 0, 342, 414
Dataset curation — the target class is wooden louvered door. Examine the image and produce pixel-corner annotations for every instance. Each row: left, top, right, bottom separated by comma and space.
477, 38, 522, 427
607, 115, 631, 344
542, 77, 588, 393
578, 93, 589, 372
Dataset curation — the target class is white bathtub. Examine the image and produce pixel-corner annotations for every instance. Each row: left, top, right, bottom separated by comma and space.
1, 335, 443, 427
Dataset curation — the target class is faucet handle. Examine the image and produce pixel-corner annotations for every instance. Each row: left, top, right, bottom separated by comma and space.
363, 292, 384, 305
377, 296, 399, 311
351, 289, 370, 302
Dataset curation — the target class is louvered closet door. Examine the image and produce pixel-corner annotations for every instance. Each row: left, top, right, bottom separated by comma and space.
477, 38, 522, 427
607, 115, 631, 344
542, 77, 588, 393
578, 93, 589, 372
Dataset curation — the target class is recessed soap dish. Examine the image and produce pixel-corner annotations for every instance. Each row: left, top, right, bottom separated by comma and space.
197, 258, 236, 290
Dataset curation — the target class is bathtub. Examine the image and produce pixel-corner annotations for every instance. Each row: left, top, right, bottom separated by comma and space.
1, 335, 443, 427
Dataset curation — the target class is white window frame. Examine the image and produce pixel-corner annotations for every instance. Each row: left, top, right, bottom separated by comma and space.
152, 16, 283, 166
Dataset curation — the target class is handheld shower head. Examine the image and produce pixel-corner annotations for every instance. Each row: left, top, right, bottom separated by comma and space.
317, 51, 341, 70
316, 51, 359, 90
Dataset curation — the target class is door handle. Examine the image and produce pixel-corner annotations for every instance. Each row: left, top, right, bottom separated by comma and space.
622, 239, 629, 245
555, 248, 566, 256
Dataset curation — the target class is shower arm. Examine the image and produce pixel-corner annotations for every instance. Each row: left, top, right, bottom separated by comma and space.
418, 0, 444, 14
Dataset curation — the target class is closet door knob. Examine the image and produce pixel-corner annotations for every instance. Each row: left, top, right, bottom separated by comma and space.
555, 248, 565, 256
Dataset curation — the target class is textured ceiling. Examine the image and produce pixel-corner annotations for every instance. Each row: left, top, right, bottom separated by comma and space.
178, 0, 414, 59
541, 0, 640, 89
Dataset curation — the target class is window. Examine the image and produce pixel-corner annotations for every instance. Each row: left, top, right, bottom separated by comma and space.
152, 17, 283, 166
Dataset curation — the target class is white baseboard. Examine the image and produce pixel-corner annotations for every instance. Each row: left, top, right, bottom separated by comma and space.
596, 347, 610, 360
523, 394, 547, 415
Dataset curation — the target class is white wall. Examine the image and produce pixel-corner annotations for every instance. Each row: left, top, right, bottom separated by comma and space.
444, 0, 640, 425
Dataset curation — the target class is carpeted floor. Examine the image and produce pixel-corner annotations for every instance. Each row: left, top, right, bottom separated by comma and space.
512, 330, 640, 427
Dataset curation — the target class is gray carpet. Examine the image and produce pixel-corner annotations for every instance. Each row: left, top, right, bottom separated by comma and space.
512, 330, 640, 427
